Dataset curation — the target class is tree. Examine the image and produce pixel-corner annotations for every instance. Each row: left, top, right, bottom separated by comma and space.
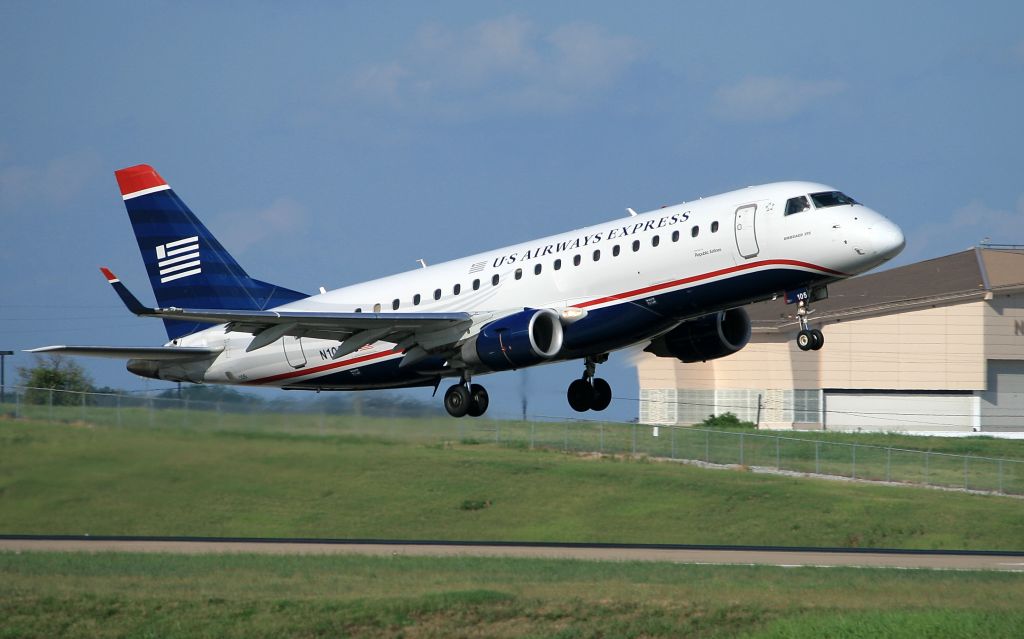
17, 354, 95, 405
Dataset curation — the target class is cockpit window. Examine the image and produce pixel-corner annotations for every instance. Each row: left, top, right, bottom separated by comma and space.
785, 196, 810, 216
810, 191, 859, 208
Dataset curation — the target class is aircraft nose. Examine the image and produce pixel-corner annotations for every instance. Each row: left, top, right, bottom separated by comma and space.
875, 217, 905, 261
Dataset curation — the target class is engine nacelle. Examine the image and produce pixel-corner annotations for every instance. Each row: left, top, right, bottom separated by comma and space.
645, 308, 751, 363
462, 308, 564, 371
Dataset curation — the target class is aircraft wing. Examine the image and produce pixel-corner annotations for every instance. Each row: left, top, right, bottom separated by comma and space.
99, 268, 480, 364
26, 345, 223, 360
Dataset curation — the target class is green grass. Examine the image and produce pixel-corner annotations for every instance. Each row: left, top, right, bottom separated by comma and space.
2, 552, 1024, 638
2, 418, 1023, 549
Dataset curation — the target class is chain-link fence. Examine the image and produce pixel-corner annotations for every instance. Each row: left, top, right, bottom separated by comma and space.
3, 385, 1022, 496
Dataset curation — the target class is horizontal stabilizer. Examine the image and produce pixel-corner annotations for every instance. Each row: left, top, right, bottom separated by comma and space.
26, 345, 222, 361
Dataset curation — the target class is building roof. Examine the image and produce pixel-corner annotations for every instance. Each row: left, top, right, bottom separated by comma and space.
749, 248, 1024, 331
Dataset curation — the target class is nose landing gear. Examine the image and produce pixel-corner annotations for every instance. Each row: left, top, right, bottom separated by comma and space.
443, 375, 489, 418
567, 355, 612, 412
795, 299, 824, 351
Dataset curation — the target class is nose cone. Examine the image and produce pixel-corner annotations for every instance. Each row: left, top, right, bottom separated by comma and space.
876, 217, 905, 261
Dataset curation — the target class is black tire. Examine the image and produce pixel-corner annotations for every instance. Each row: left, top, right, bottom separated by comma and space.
797, 329, 814, 351
467, 384, 489, 417
444, 383, 471, 418
567, 378, 594, 412
591, 378, 612, 412
810, 329, 825, 351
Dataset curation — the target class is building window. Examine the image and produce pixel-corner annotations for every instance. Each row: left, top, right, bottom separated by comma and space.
573, 254, 581, 266
593, 250, 600, 261
453, 283, 461, 295
392, 299, 400, 310
554, 259, 562, 270
534, 263, 542, 275
632, 239, 640, 252
672, 230, 679, 242
492, 274, 499, 286
515, 268, 523, 280
691, 225, 699, 238
652, 235, 660, 247
413, 294, 421, 306
472, 279, 480, 290
711, 220, 719, 233
612, 244, 620, 256
434, 289, 441, 300
793, 389, 821, 423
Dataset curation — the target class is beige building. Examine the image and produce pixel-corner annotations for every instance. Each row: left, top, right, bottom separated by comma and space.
638, 248, 1024, 432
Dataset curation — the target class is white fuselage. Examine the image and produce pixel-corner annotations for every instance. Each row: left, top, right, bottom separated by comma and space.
175, 181, 903, 388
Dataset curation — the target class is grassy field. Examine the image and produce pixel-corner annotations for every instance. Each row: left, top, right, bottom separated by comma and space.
3, 552, 1024, 638
2, 417, 1023, 549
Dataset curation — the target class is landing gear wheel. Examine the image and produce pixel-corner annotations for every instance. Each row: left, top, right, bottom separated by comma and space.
797, 329, 814, 351
567, 378, 595, 412
467, 384, 489, 417
591, 378, 612, 412
444, 383, 471, 418
810, 329, 824, 351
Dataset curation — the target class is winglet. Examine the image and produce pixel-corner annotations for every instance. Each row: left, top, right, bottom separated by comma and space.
114, 164, 169, 200
100, 267, 154, 315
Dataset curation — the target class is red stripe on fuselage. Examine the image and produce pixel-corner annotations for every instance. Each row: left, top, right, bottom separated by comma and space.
577, 259, 844, 308
247, 258, 843, 385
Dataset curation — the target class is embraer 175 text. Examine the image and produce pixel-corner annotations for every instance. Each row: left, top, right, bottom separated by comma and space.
33, 165, 905, 417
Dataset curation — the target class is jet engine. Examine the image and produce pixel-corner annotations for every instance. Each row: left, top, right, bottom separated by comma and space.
462, 308, 564, 371
645, 308, 751, 363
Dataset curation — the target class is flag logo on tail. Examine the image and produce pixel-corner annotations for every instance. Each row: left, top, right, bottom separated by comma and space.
155, 236, 201, 283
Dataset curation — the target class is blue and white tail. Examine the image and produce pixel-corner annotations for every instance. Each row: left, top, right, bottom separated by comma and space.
116, 164, 307, 340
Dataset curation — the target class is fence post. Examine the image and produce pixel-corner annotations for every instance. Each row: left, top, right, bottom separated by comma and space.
148, 398, 154, 428
48, 389, 53, 421
924, 452, 929, 484
496, 421, 500, 444
739, 433, 745, 466
599, 423, 603, 454
886, 448, 891, 482
964, 456, 969, 491
671, 426, 676, 460
705, 430, 710, 463
116, 394, 122, 428
80, 392, 86, 421
15, 388, 20, 418
184, 398, 190, 428
632, 423, 637, 455
815, 441, 820, 474
999, 459, 1003, 494
852, 444, 857, 479
564, 422, 568, 452
776, 436, 780, 470
530, 422, 535, 449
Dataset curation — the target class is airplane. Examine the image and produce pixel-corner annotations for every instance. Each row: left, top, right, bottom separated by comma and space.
32, 164, 905, 417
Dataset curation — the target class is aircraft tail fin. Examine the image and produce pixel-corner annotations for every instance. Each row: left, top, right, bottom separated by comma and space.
115, 164, 307, 340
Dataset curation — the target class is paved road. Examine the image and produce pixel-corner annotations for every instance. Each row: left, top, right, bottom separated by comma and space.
3, 537, 1023, 571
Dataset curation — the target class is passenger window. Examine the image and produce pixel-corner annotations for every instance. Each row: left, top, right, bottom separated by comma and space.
492, 274, 499, 286
373, 303, 382, 313
392, 299, 400, 310
573, 254, 581, 266
453, 283, 461, 295
554, 258, 562, 270
593, 250, 600, 261
672, 230, 679, 242
515, 268, 523, 280
632, 239, 640, 252
534, 263, 542, 275
355, 308, 362, 313
434, 289, 441, 300
711, 221, 719, 233
472, 279, 480, 290
612, 245, 620, 256
691, 226, 699, 238
413, 294, 421, 306
785, 196, 810, 215
652, 235, 660, 247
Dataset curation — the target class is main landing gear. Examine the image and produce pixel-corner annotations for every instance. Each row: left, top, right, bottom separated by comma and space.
795, 299, 824, 352
443, 375, 489, 418
567, 355, 612, 413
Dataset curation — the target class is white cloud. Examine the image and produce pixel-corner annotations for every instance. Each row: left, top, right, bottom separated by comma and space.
0, 151, 102, 211
349, 16, 640, 116
214, 197, 307, 254
712, 76, 846, 122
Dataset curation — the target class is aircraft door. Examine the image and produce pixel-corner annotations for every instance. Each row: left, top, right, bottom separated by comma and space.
282, 336, 307, 369
734, 204, 759, 259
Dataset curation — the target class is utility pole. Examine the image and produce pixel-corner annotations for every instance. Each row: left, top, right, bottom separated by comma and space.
0, 351, 12, 405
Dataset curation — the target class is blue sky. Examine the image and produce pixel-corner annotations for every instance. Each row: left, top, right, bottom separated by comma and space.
2, 1, 1023, 420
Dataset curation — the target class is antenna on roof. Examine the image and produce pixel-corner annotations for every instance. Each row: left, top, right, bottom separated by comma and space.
626, 208, 637, 217
417, 259, 428, 268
